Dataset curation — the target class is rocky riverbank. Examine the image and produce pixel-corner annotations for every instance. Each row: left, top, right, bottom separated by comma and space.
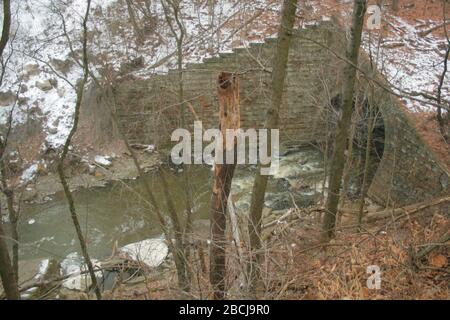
12, 148, 162, 206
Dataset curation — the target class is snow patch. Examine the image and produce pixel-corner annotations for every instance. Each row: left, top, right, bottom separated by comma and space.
34, 259, 50, 280
20, 163, 38, 183
60, 252, 102, 291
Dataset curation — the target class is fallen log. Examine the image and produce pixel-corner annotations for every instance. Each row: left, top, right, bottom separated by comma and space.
417, 20, 450, 37
416, 231, 450, 260
365, 195, 450, 223
262, 206, 324, 230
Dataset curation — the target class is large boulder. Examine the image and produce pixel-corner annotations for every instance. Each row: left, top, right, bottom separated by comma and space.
23, 63, 40, 79
35, 80, 53, 91
51, 58, 73, 76
0, 91, 16, 106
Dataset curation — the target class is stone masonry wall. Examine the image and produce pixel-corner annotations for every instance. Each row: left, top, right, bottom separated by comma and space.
114, 24, 333, 146
113, 21, 450, 207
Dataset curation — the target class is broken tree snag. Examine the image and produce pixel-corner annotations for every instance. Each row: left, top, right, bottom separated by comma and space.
210, 72, 240, 300
218, 72, 240, 139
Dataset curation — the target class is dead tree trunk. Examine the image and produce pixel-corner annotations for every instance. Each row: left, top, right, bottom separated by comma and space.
247, 0, 297, 294
210, 72, 240, 300
0, 207, 19, 300
322, 0, 367, 242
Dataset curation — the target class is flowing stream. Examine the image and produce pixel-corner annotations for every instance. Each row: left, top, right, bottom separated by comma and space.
15, 146, 326, 266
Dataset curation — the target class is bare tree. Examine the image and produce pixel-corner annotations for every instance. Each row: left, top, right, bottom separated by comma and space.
0, 0, 20, 284
56, 0, 102, 300
161, 0, 194, 291
126, 0, 145, 44
0, 145, 19, 300
62, 0, 193, 291
357, 27, 384, 230
108, 85, 192, 292
247, 0, 297, 294
0, 88, 20, 283
0, 0, 19, 300
437, 0, 450, 142
322, 0, 367, 241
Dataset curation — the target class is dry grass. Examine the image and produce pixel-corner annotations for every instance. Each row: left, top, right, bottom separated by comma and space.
264, 209, 449, 300
106, 206, 449, 300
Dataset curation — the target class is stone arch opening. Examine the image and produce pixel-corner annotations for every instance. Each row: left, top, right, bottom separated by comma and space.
326, 94, 386, 199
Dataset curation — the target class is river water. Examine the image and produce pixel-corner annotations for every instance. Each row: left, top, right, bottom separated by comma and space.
16, 146, 325, 264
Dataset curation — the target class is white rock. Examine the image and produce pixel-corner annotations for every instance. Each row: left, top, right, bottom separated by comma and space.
94, 155, 112, 167
120, 238, 168, 268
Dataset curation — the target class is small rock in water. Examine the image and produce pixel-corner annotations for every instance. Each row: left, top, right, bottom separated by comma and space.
28, 219, 36, 225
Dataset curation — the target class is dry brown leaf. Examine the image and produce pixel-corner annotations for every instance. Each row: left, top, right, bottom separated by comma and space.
360, 287, 370, 299
428, 254, 448, 268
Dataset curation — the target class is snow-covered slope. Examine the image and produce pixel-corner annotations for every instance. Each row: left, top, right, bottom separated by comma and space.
363, 14, 450, 112
0, 0, 277, 150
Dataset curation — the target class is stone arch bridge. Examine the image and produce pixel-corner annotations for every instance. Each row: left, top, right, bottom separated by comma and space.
109, 21, 449, 208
